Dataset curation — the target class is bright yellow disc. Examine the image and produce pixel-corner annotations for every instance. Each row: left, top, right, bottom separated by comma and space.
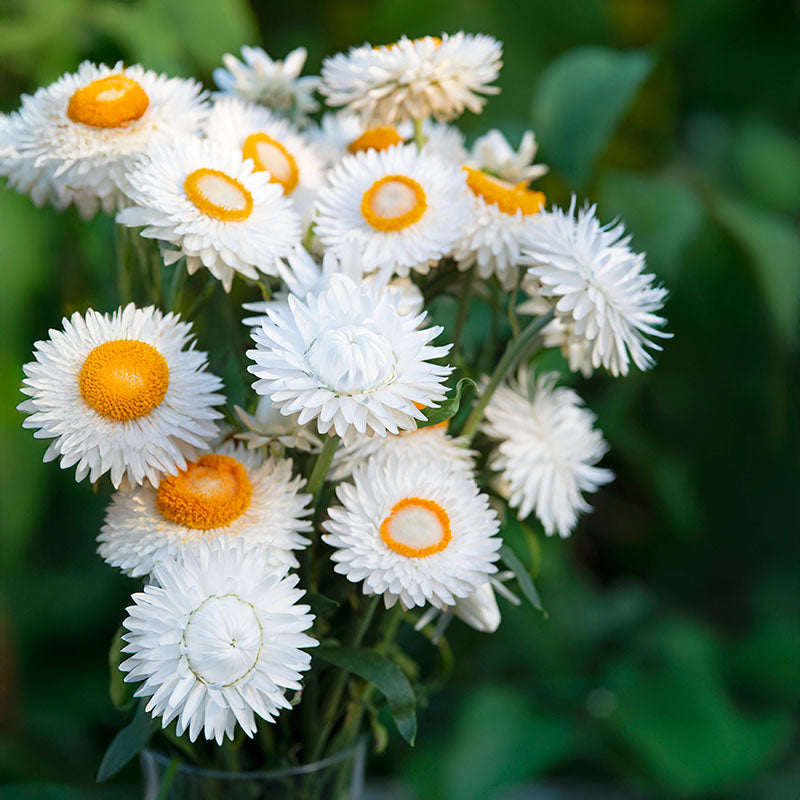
67, 74, 149, 128
347, 127, 404, 154
463, 167, 545, 216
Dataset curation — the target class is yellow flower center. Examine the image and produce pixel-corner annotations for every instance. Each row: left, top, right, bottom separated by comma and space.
155, 454, 253, 530
380, 496, 452, 558
242, 133, 300, 194
184, 168, 254, 222
348, 127, 404, 154
67, 74, 149, 129
462, 167, 546, 216
78, 339, 169, 422
361, 174, 427, 232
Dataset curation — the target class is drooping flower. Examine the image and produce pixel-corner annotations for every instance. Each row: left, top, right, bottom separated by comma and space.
247, 273, 452, 444
0, 62, 207, 218
120, 540, 317, 744
313, 144, 472, 276
323, 453, 501, 609
18, 304, 224, 488
468, 129, 548, 185
98, 440, 311, 577
521, 198, 670, 376
481, 368, 614, 537
320, 33, 502, 125
234, 396, 322, 454
117, 137, 301, 292
204, 97, 324, 216
213, 45, 320, 122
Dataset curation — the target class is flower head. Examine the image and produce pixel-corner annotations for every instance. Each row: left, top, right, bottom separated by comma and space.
19, 304, 224, 488
320, 33, 502, 125
120, 540, 316, 744
482, 369, 613, 537
234, 396, 322, 454
247, 273, 452, 444
117, 137, 301, 292
323, 453, 501, 609
521, 198, 670, 376
468, 129, 548, 185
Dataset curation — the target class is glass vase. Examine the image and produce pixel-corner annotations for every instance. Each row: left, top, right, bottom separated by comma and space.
140, 740, 366, 800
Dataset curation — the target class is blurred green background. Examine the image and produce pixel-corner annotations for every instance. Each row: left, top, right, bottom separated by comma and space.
1, 0, 798, 798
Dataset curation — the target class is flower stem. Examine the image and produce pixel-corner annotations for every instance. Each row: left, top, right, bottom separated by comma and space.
452, 267, 474, 360
458, 309, 555, 443
412, 117, 427, 150
305, 434, 339, 505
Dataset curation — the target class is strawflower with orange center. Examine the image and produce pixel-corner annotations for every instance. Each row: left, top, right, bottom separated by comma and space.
67, 73, 149, 128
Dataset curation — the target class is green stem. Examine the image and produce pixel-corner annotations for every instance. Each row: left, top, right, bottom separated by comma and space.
305, 434, 339, 505
452, 268, 474, 359
156, 757, 181, 800
309, 596, 380, 762
458, 309, 555, 443
166, 262, 186, 312
507, 286, 520, 338
115, 224, 132, 304
412, 117, 427, 150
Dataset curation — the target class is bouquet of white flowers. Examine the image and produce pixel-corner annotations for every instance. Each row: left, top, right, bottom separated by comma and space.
2, 31, 669, 797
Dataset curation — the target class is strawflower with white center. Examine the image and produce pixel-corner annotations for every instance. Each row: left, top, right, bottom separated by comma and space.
329, 423, 474, 481
117, 137, 301, 292
234, 397, 322, 454
247, 273, 452, 444
453, 164, 547, 287
521, 198, 670, 376
214, 45, 320, 123
18, 304, 224, 488
204, 97, 324, 216
98, 440, 311, 577
320, 32, 502, 125
323, 453, 501, 609
481, 368, 614, 537
0, 61, 207, 218
120, 540, 317, 744
468, 129, 548, 184
314, 144, 472, 276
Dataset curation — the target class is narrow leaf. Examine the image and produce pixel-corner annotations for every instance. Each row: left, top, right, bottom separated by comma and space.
500, 544, 546, 615
418, 377, 477, 428
97, 701, 154, 782
315, 646, 418, 745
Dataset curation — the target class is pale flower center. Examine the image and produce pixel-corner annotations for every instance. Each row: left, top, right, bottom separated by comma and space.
380, 496, 452, 558
361, 175, 427, 231
306, 325, 395, 394
242, 133, 299, 194
183, 594, 263, 687
184, 168, 254, 222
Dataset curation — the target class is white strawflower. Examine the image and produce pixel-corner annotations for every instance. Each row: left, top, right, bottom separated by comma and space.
234, 397, 322, 454
521, 198, 670, 376
98, 440, 311, 577
204, 97, 324, 216
247, 273, 452, 444
0, 62, 207, 218
482, 369, 614, 537
468, 129, 548, 184
453, 165, 546, 287
18, 304, 224, 488
323, 453, 501, 609
314, 144, 472, 276
330, 425, 474, 481
120, 540, 317, 744
213, 45, 320, 122
320, 33, 502, 125
117, 137, 301, 292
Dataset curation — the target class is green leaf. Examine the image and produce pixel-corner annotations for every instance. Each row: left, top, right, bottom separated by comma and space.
500, 544, 545, 614
108, 627, 135, 711
418, 378, 477, 428
96, 702, 154, 782
531, 47, 653, 187
315, 646, 417, 745
711, 193, 800, 345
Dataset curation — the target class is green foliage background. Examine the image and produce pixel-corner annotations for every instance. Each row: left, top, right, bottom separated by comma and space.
0, 1, 798, 797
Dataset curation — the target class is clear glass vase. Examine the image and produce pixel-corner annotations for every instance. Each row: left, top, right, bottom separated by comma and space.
140, 740, 367, 800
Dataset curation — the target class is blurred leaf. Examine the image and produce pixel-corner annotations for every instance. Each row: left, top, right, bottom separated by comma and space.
499, 544, 544, 614
531, 47, 653, 187
96, 702, 153, 782
597, 170, 703, 280
418, 378, 476, 428
108, 628, 135, 712
315, 646, 417, 745
0, 786, 86, 800
711, 194, 800, 345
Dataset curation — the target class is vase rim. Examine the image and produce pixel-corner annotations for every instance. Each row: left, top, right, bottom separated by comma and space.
142, 738, 366, 780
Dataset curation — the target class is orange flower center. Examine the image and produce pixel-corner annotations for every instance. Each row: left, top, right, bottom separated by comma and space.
462, 167, 546, 216
361, 174, 427, 232
242, 133, 299, 194
155, 454, 253, 530
184, 168, 254, 222
78, 339, 169, 422
67, 74, 149, 128
380, 496, 452, 558
347, 126, 404, 154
